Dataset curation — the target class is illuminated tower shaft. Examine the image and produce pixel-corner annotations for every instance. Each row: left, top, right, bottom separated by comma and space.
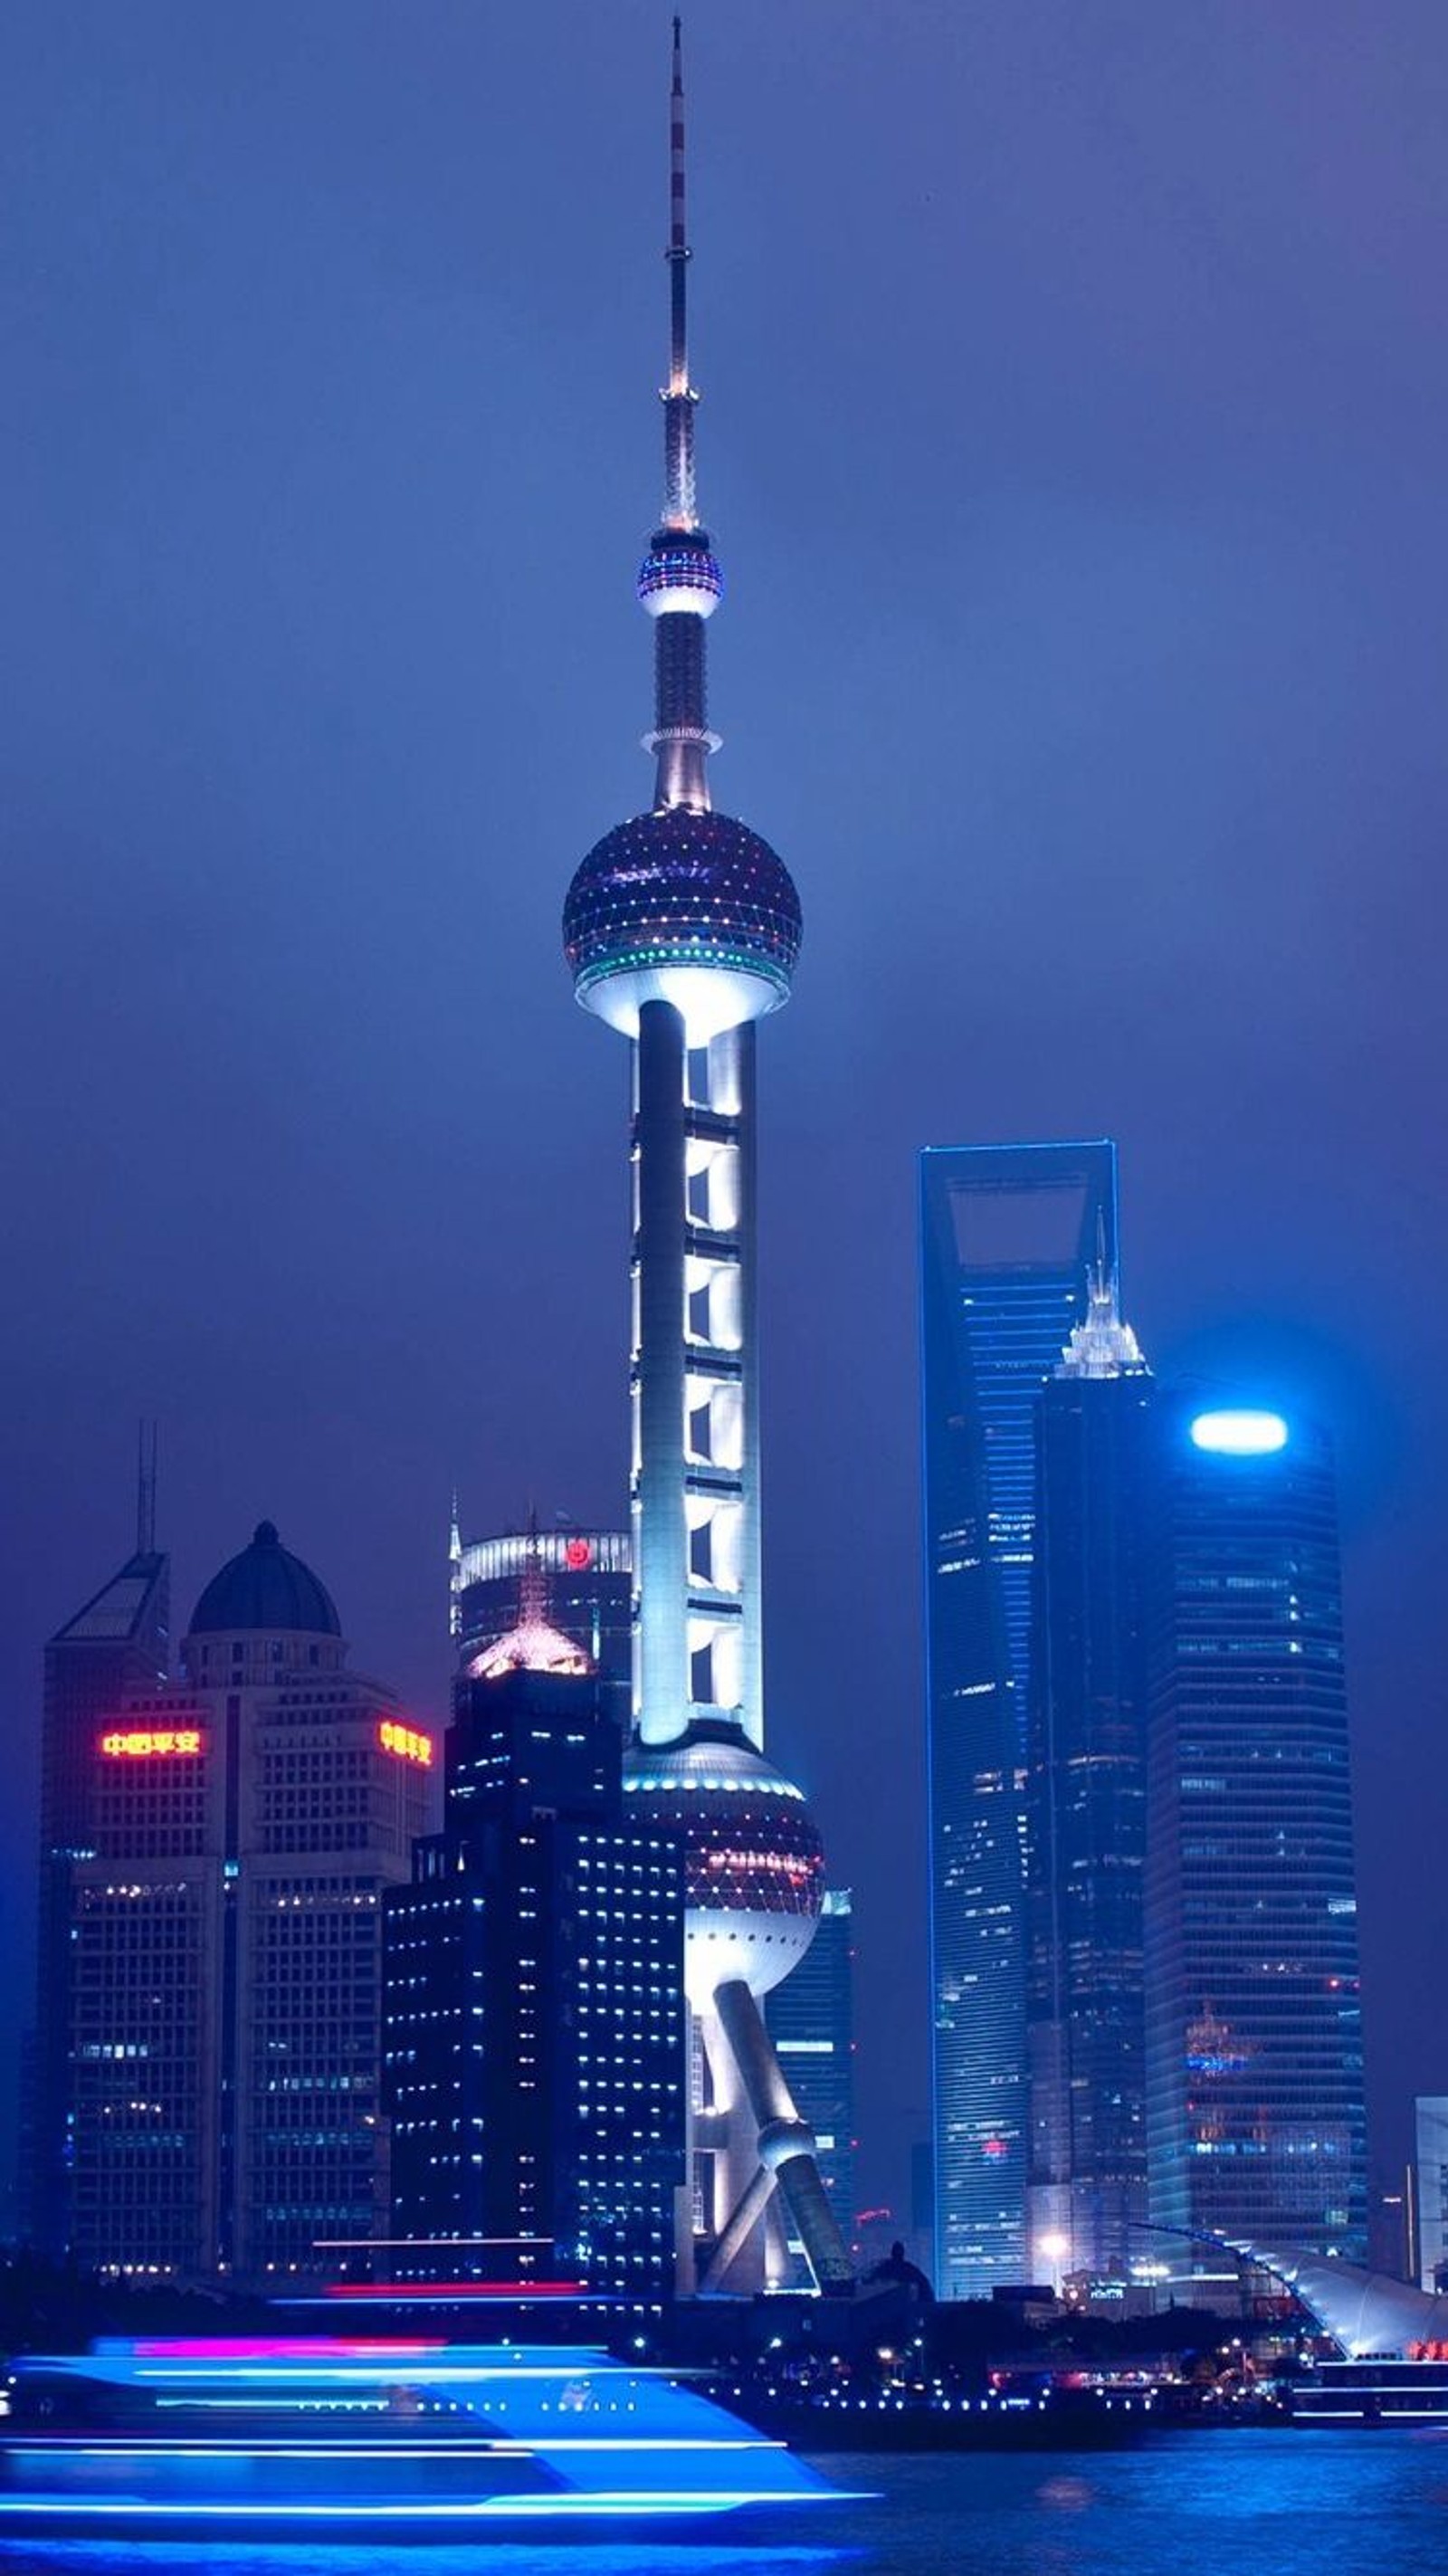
634, 1003, 760, 1741
564, 24, 849, 2298
630, 37, 761, 1744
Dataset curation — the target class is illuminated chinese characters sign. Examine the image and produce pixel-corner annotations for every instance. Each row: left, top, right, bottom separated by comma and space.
100, 1729, 203, 1759
378, 1719, 433, 1768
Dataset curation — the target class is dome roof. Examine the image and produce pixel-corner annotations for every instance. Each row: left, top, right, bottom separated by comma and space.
188, 1522, 341, 1638
563, 807, 801, 1017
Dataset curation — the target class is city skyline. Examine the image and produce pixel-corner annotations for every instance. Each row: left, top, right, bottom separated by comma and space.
4, 2, 1445, 2229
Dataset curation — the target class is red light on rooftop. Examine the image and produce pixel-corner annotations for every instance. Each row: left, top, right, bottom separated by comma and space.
100, 1728, 204, 1760
378, 1720, 433, 1767
565, 1537, 593, 1570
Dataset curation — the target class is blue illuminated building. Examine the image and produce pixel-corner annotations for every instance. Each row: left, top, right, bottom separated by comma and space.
920, 1140, 1117, 2297
1143, 1393, 1367, 2262
1024, 1264, 1153, 2289
767, 1887, 857, 2277
383, 1640, 686, 2302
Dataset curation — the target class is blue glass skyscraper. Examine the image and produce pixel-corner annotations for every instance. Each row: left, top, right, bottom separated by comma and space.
920, 1140, 1117, 2297
1025, 1267, 1152, 2289
767, 1888, 857, 2280
1143, 1396, 1367, 2264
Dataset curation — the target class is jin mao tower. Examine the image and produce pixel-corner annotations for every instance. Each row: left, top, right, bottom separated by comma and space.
562, 23, 848, 2296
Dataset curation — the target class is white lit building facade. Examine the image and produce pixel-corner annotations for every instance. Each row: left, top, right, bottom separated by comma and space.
68, 1521, 434, 2283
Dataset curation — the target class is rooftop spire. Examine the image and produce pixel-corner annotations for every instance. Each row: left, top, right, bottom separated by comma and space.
1056, 1249, 1149, 1381
448, 1487, 462, 1637
663, 14, 696, 521
135, 1418, 157, 1556
634, 16, 724, 811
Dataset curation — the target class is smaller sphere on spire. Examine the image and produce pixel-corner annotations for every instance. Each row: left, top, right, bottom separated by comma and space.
637, 529, 723, 620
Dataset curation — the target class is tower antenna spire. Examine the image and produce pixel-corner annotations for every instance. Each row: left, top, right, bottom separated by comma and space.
135, 1418, 157, 1555
663, 14, 696, 529
669, 17, 688, 373
631, 16, 727, 808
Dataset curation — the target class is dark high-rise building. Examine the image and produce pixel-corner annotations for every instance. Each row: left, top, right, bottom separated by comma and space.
920, 1140, 1117, 2298
30, 1534, 170, 2253
62, 1522, 433, 2282
383, 1638, 686, 2302
451, 1518, 632, 1713
1025, 1265, 1152, 2288
1143, 1398, 1367, 2263
767, 1888, 857, 2278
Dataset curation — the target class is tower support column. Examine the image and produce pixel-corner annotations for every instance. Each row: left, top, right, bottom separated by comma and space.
725, 1021, 763, 1750
635, 998, 690, 1743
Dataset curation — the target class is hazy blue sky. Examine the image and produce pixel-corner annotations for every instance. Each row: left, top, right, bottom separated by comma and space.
3, 1, 1445, 2217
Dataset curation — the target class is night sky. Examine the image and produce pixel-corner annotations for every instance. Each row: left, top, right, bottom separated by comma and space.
3, 1, 1444, 2224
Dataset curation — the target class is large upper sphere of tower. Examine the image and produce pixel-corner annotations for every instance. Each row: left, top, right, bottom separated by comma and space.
563, 806, 802, 1045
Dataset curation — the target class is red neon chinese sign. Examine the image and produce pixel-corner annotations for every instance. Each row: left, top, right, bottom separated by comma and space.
100, 1729, 203, 1760
378, 1720, 433, 1768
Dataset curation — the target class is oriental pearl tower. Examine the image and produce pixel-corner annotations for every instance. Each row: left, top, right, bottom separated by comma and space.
563, 22, 851, 2298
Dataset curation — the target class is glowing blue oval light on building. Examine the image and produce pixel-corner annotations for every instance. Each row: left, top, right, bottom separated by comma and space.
1189, 1408, 1289, 1456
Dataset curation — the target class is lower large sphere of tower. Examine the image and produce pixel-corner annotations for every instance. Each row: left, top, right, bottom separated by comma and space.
624, 1730, 824, 2008
563, 807, 802, 1044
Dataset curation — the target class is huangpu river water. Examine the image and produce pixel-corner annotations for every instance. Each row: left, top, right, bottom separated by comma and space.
0, 2432, 1443, 2574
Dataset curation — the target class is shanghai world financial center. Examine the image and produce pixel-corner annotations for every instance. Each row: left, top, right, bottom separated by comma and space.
921, 1142, 1118, 2298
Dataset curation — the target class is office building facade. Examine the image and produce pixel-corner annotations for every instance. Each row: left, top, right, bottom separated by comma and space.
384, 1657, 686, 2301
1143, 1399, 1367, 2261
920, 1140, 1117, 2297
1025, 1267, 1153, 2288
65, 1522, 433, 2281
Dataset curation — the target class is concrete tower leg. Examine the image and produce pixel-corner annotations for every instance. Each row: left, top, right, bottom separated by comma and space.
696, 1978, 854, 2295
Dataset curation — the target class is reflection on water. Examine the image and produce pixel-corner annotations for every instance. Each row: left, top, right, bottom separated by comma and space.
3, 2435, 1448, 2574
